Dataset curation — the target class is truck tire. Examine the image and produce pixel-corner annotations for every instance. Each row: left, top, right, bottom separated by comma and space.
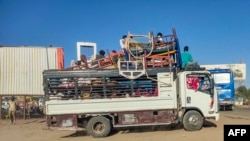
182, 110, 203, 131
86, 116, 111, 138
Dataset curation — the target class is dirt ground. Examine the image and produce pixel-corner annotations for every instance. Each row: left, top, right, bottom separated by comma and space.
0, 113, 250, 141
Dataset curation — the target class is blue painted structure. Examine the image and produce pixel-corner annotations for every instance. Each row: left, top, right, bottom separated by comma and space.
208, 69, 235, 110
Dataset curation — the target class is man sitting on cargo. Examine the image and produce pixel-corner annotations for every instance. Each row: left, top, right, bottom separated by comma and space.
104, 50, 118, 64
91, 50, 106, 67
181, 46, 199, 70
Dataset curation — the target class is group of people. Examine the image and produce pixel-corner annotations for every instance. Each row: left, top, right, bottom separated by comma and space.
93, 34, 135, 62
76, 32, 197, 70
119, 32, 165, 61
79, 32, 168, 65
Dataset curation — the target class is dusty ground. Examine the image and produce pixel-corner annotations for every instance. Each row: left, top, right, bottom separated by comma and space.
0, 111, 250, 141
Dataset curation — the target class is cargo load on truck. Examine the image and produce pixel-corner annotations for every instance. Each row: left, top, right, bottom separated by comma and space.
66, 28, 182, 71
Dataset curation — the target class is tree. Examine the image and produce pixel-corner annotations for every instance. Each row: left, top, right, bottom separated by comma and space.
248, 89, 250, 98
235, 86, 250, 102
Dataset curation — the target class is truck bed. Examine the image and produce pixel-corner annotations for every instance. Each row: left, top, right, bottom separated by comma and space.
44, 69, 178, 116
46, 96, 177, 115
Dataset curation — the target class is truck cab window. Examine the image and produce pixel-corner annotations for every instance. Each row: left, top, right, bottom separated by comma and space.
198, 76, 211, 94
186, 74, 211, 94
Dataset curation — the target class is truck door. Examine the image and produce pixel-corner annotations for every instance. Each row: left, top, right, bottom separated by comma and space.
184, 73, 217, 117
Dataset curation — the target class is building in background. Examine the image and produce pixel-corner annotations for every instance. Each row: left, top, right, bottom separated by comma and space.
0, 46, 64, 96
0, 46, 64, 119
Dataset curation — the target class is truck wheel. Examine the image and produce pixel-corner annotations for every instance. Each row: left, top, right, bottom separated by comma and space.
182, 110, 203, 131
86, 116, 111, 138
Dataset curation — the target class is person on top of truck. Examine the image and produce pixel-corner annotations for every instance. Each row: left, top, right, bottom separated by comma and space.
109, 50, 117, 58
181, 46, 199, 70
119, 35, 129, 61
181, 46, 193, 68
96, 50, 105, 59
156, 32, 164, 44
91, 50, 106, 67
104, 50, 118, 63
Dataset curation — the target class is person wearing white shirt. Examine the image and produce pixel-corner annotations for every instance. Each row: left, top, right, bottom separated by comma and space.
119, 35, 129, 61
156, 32, 164, 44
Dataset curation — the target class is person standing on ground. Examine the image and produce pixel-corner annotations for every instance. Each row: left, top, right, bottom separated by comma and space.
8, 96, 17, 125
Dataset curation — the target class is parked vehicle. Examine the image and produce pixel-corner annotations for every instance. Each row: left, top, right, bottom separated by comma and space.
207, 69, 235, 111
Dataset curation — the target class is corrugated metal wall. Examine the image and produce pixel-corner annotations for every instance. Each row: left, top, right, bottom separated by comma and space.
0, 47, 64, 96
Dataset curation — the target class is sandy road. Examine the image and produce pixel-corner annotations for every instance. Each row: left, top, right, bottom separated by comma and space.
0, 108, 249, 141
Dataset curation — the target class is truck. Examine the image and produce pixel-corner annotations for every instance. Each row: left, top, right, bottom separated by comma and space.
207, 69, 235, 111
43, 28, 219, 138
